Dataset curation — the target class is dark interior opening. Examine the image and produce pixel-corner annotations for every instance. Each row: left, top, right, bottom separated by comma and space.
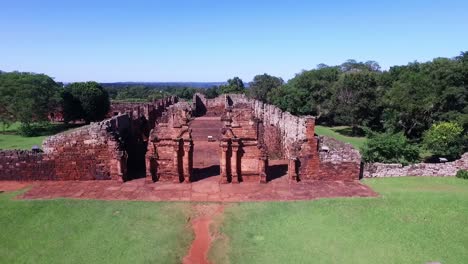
124, 116, 149, 181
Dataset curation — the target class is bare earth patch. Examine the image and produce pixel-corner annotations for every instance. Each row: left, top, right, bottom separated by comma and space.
183, 204, 224, 264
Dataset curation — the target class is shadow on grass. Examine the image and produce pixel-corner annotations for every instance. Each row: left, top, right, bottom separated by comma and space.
0, 122, 84, 137
333, 126, 365, 137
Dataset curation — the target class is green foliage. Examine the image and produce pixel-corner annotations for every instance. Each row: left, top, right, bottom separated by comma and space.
456, 169, 468, 179
204, 86, 220, 99
17, 123, 38, 137
220, 77, 245, 94
383, 57, 467, 138
0, 72, 61, 124
248, 73, 283, 102
423, 122, 465, 159
63, 82, 110, 123
268, 66, 340, 118
332, 70, 382, 132
266, 53, 467, 143
361, 131, 420, 164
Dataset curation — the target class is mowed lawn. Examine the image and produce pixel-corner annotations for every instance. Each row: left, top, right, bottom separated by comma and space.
0, 192, 193, 264
212, 177, 468, 264
315, 125, 367, 149
0, 134, 46, 150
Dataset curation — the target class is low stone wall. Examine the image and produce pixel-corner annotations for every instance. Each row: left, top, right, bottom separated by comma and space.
0, 115, 130, 181
300, 136, 361, 181
363, 153, 468, 178
0, 151, 55, 180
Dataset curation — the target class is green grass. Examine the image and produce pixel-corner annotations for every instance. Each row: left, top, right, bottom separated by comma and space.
0, 122, 80, 150
212, 177, 468, 264
0, 191, 193, 264
315, 125, 367, 149
0, 134, 47, 150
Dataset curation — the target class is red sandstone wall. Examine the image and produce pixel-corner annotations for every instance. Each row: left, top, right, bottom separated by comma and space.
263, 124, 283, 159
0, 151, 55, 180
299, 137, 361, 181
0, 115, 131, 182
229, 107, 263, 179
193, 93, 225, 117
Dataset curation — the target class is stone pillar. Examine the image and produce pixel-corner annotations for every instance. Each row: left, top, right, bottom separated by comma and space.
288, 158, 298, 181
220, 141, 230, 184
183, 141, 192, 183
259, 155, 268, 183
173, 139, 181, 182
231, 140, 239, 183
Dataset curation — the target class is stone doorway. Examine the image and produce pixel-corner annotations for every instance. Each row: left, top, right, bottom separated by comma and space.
190, 116, 223, 182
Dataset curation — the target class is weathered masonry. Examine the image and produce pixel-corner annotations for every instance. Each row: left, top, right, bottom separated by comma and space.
0, 94, 362, 183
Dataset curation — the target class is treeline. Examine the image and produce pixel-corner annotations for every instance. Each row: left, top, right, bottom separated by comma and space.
104, 85, 206, 102
1, 52, 466, 161
0, 72, 110, 135
244, 52, 468, 161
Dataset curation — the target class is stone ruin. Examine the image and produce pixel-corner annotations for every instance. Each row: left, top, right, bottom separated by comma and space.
0, 94, 363, 183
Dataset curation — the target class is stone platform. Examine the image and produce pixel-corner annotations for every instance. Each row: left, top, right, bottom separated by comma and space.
2, 161, 377, 202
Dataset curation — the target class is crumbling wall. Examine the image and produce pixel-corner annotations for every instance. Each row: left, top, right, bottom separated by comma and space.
42, 115, 130, 181
146, 102, 193, 182
224, 94, 362, 181
226, 94, 310, 159
0, 115, 130, 181
315, 137, 361, 181
0, 151, 55, 180
193, 93, 226, 117
363, 153, 468, 178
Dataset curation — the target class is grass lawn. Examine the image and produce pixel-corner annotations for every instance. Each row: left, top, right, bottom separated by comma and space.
212, 177, 468, 264
0, 134, 46, 150
0, 122, 79, 150
0, 191, 193, 264
315, 125, 367, 149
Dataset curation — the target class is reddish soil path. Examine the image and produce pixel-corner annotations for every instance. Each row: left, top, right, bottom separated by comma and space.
0, 181, 31, 192
183, 204, 224, 264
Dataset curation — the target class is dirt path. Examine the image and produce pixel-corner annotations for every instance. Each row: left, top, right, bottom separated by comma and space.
183, 204, 224, 264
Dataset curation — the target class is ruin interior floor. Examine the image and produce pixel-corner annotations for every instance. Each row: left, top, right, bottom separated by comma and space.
1, 160, 377, 202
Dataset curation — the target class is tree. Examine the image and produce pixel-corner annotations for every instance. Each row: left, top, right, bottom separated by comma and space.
248, 74, 283, 102
0, 71, 61, 124
63, 82, 110, 123
332, 71, 382, 133
204, 86, 220, 99
361, 131, 420, 164
220, 77, 245, 94
267, 66, 340, 121
423, 122, 464, 159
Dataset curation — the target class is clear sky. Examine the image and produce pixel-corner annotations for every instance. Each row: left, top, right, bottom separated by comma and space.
1, 0, 467, 83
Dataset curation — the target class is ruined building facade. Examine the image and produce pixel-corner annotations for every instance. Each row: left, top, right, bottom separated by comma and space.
0, 94, 362, 183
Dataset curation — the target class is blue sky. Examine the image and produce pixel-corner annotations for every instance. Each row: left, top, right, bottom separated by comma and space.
1, 0, 467, 82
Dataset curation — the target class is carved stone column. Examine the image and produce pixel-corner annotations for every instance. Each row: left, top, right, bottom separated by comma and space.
220, 141, 230, 184
173, 139, 181, 182
183, 140, 193, 183
231, 139, 239, 183
288, 158, 298, 181
259, 155, 268, 183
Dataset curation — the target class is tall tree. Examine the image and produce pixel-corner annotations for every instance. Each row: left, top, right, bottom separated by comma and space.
248, 74, 283, 102
332, 71, 382, 133
220, 77, 245, 94
0, 71, 61, 124
63, 82, 110, 123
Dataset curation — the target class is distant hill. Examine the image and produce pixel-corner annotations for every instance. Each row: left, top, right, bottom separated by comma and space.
100, 82, 226, 89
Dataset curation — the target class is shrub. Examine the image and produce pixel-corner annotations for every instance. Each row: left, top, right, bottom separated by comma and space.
17, 123, 39, 137
456, 169, 468, 179
423, 122, 464, 159
361, 131, 420, 164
